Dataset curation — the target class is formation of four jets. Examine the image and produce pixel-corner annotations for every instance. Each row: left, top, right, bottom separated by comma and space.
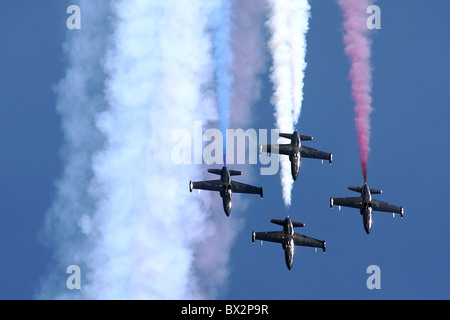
189, 130, 404, 270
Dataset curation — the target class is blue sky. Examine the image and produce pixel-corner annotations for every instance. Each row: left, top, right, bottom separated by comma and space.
1, 1, 449, 299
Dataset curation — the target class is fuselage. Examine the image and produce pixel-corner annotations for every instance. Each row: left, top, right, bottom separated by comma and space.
360, 184, 373, 234
281, 217, 295, 270
219, 167, 232, 216
289, 131, 302, 181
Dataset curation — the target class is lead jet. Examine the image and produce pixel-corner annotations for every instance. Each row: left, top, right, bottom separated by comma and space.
189, 166, 263, 216
259, 130, 332, 180
252, 216, 326, 270
330, 183, 404, 234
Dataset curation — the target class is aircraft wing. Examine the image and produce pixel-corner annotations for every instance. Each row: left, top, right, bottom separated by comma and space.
332, 197, 363, 209
293, 233, 326, 252
300, 145, 332, 162
230, 181, 263, 198
190, 180, 222, 192
253, 231, 286, 244
260, 144, 294, 156
371, 199, 403, 215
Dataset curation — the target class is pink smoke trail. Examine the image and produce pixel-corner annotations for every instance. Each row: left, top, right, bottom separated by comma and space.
338, 0, 373, 183
229, 0, 267, 128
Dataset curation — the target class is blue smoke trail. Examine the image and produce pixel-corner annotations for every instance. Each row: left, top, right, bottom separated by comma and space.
209, 1, 232, 165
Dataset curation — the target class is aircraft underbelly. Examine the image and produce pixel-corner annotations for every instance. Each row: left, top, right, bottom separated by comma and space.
362, 209, 372, 234
222, 193, 231, 216
291, 155, 300, 180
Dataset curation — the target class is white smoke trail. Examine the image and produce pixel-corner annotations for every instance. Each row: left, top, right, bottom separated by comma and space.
38, 0, 114, 298
266, 0, 310, 206
39, 0, 239, 299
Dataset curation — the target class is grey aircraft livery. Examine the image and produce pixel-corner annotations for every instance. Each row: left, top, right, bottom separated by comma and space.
252, 216, 326, 270
330, 183, 404, 234
259, 130, 332, 180
189, 166, 263, 216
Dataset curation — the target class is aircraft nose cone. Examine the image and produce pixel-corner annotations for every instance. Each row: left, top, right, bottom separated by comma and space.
224, 200, 231, 217
363, 213, 372, 234
364, 223, 371, 234
284, 249, 294, 270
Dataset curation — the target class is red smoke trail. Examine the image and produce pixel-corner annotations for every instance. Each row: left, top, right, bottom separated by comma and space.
338, 0, 373, 183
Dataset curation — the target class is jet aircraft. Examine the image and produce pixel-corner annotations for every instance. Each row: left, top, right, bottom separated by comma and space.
330, 183, 404, 234
259, 130, 332, 180
189, 166, 263, 216
252, 216, 326, 270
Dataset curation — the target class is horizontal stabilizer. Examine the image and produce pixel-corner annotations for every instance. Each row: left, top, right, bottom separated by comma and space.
269, 219, 304, 228
207, 169, 222, 175
228, 170, 242, 176
270, 219, 285, 227
348, 185, 383, 194
292, 221, 305, 228
348, 186, 362, 193
300, 135, 313, 141
279, 133, 293, 140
